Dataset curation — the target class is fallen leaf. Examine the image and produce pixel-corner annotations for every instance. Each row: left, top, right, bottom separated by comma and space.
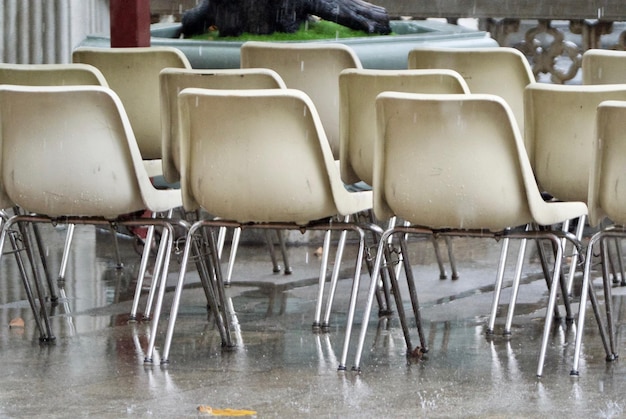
9, 317, 24, 328
197, 405, 256, 416
314, 246, 324, 257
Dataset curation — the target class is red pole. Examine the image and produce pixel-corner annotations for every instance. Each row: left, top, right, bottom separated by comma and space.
110, 0, 151, 47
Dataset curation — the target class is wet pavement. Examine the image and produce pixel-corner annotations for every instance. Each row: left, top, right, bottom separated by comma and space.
1, 223, 626, 418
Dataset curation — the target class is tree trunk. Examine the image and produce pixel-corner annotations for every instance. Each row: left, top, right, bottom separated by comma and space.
181, 0, 391, 37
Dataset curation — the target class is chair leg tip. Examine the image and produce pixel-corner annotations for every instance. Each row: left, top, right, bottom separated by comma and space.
337, 365, 347, 371
570, 370, 580, 376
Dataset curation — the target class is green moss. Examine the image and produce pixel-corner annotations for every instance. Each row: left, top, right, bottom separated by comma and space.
190, 19, 392, 41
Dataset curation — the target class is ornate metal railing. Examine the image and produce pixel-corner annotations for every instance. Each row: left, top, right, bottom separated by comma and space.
375, 0, 626, 83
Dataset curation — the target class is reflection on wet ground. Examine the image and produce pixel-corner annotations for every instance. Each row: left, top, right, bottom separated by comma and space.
1, 224, 626, 417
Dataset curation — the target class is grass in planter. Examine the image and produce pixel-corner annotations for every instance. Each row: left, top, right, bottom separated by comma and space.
190, 19, 391, 41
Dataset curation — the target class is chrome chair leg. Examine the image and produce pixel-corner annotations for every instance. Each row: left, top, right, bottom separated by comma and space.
571, 232, 613, 376
224, 227, 241, 285
129, 216, 156, 321
58, 223, 75, 281
504, 238, 529, 335
312, 230, 332, 329
321, 216, 350, 330
565, 216, 585, 295
276, 230, 292, 274
487, 235, 511, 335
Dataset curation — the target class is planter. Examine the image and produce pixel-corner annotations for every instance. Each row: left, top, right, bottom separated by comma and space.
79, 20, 498, 69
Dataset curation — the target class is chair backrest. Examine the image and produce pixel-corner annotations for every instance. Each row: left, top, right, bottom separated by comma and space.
589, 100, 626, 226
72, 46, 191, 160
0, 63, 108, 87
240, 41, 363, 159
524, 83, 626, 203
582, 49, 626, 85
373, 92, 552, 231
178, 88, 354, 224
408, 47, 535, 133
160, 68, 287, 183
0, 85, 154, 218
339, 68, 470, 186
0, 63, 110, 210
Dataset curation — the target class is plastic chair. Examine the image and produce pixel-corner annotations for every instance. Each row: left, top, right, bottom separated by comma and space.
572, 100, 626, 376
524, 83, 626, 288
160, 68, 286, 184
408, 47, 538, 336
525, 83, 626, 204
0, 85, 182, 350
72, 47, 192, 321
483, 83, 626, 337
334, 68, 469, 325
0, 63, 111, 285
159, 67, 291, 286
408, 47, 535, 134
344, 92, 586, 377
149, 88, 375, 364
582, 49, 626, 85
240, 41, 363, 159
72, 46, 192, 163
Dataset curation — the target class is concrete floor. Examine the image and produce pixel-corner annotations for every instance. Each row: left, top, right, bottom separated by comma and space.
1, 223, 625, 418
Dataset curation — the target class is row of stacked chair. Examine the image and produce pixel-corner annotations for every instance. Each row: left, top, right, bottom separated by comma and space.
1, 44, 625, 379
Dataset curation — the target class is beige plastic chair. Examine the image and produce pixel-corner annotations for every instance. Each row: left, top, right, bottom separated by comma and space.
582, 49, 626, 85
150, 88, 375, 364
0, 63, 111, 286
525, 83, 626, 298
160, 68, 286, 184
572, 100, 626, 376
240, 41, 363, 159
524, 83, 626, 203
335, 68, 469, 323
345, 92, 587, 377
0, 85, 182, 352
160, 67, 290, 286
72, 46, 191, 163
408, 47, 535, 133
339, 68, 470, 186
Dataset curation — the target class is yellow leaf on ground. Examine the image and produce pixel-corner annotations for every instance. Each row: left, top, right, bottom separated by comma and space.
197, 405, 256, 416
9, 317, 24, 328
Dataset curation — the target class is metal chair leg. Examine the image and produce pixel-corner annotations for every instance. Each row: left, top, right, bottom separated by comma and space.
58, 223, 75, 281
487, 235, 511, 335
536, 234, 565, 378
321, 216, 349, 330
312, 230, 332, 329
572, 233, 613, 375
